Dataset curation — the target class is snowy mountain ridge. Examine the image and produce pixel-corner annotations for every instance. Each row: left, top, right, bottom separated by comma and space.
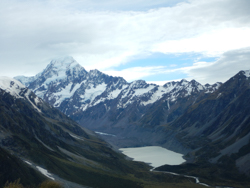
14, 56, 222, 116
0, 76, 26, 98
0, 76, 43, 112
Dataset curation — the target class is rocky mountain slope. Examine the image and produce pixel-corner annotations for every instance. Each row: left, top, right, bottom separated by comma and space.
0, 77, 148, 187
168, 70, 250, 174
15, 56, 250, 185
1, 76, 207, 188
153, 70, 250, 187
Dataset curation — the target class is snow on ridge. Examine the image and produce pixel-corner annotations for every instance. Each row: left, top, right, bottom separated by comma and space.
133, 85, 155, 96
141, 86, 167, 106
86, 83, 107, 101
0, 77, 42, 112
42, 56, 84, 85
119, 84, 158, 108
107, 88, 123, 99
243, 70, 250, 78
204, 82, 222, 93
121, 81, 152, 99
69, 133, 85, 141
119, 79, 205, 108
53, 81, 85, 107
118, 79, 221, 108
24, 160, 32, 165
36, 166, 55, 180
50, 56, 76, 68
54, 83, 74, 107
14, 75, 38, 87
0, 76, 25, 98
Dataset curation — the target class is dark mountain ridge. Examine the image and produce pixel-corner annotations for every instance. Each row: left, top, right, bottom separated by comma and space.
0, 77, 146, 187
169, 71, 250, 173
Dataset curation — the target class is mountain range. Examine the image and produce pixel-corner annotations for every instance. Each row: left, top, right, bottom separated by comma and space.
1, 55, 249, 187
0, 73, 207, 187
15, 56, 222, 150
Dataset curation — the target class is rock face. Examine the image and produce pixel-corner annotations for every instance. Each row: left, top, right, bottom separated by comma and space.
15, 56, 250, 176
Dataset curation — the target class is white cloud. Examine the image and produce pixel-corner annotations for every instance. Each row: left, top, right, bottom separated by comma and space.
159, 47, 250, 84
104, 66, 167, 81
153, 28, 250, 56
184, 47, 250, 84
60, 0, 186, 11
0, 0, 250, 81
127, 47, 250, 85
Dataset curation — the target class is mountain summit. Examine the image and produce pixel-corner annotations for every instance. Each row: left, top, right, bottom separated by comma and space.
41, 56, 87, 82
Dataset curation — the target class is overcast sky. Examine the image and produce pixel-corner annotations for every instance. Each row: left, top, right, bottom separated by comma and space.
1, 0, 250, 85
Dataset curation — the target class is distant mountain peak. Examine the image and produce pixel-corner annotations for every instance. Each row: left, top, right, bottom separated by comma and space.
45, 56, 82, 73
50, 56, 76, 66
39, 56, 87, 83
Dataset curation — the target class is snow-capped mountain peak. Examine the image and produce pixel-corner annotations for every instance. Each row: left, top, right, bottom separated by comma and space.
42, 56, 87, 81
49, 56, 77, 67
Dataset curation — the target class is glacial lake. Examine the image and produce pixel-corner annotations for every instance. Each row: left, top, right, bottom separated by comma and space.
119, 146, 185, 168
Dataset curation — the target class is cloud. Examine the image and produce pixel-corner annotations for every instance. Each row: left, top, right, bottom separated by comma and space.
137, 48, 250, 85
127, 47, 250, 85
153, 28, 250, 56
104, 66, 167, 81
61, 0, 187, 11
0, 0, 250, 80
181, 47, 250, 84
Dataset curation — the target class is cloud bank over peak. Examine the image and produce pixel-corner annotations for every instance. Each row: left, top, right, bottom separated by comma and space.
0, 0, 250, 84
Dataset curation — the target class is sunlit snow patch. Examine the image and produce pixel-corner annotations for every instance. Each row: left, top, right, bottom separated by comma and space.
36, 166, 55, 180
95, 131, 116, 137
24, 160, 32, 165
69, 133, 84, 141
